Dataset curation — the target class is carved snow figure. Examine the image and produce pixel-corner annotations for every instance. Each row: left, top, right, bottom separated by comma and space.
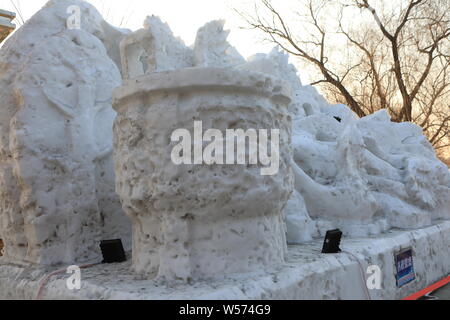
240, 48, 450, 238
0, 0, 130, 266
193, 20, 245, 68
120, 18, 244, 80
356, 111, 450, 226
0, 0, 447, 275
120, 16, 194, 79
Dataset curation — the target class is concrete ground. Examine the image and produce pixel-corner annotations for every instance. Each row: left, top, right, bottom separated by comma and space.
431, 283, 450, 300
418, 277, 450, 300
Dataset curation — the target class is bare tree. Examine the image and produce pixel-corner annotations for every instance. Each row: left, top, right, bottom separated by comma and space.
236, 0, 450, 161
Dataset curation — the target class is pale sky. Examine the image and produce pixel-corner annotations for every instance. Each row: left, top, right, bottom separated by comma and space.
0, 1, 408, 90
1, 0, 343, 84
0, 0, 338, 84
0, 0, 279, 60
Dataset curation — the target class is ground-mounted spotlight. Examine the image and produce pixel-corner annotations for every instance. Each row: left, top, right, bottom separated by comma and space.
321, 229, 343, 254
100, 239, 126, 263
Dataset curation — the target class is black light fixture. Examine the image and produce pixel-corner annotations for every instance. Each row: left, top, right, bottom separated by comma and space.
321, 229, 343, 254
100, 239, 126, 263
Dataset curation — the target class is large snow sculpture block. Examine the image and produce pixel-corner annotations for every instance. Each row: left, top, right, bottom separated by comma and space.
113, 68, 293, 281
0, 0, 131, 266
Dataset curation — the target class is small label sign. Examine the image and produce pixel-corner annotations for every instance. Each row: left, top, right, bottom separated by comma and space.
395, 248, 416, 288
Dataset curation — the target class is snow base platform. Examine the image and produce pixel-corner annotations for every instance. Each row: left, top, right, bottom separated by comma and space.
1, 220, 449, 300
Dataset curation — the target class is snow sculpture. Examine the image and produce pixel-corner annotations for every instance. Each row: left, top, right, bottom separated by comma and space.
290, 96, 450, 235
120, 16, 194, 79
355, 111, 450, 226
0, 0, 447, 275
240, 48, 450, 238
120, 18, 244, 80
113, 67, 293, 281
0, 0, 131, 266
0, 9, 15, 44
193, 20, 245, 68
283, 190, 316, 244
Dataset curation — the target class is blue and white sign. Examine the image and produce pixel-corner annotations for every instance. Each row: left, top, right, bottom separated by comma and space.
395, 248, 415, 288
